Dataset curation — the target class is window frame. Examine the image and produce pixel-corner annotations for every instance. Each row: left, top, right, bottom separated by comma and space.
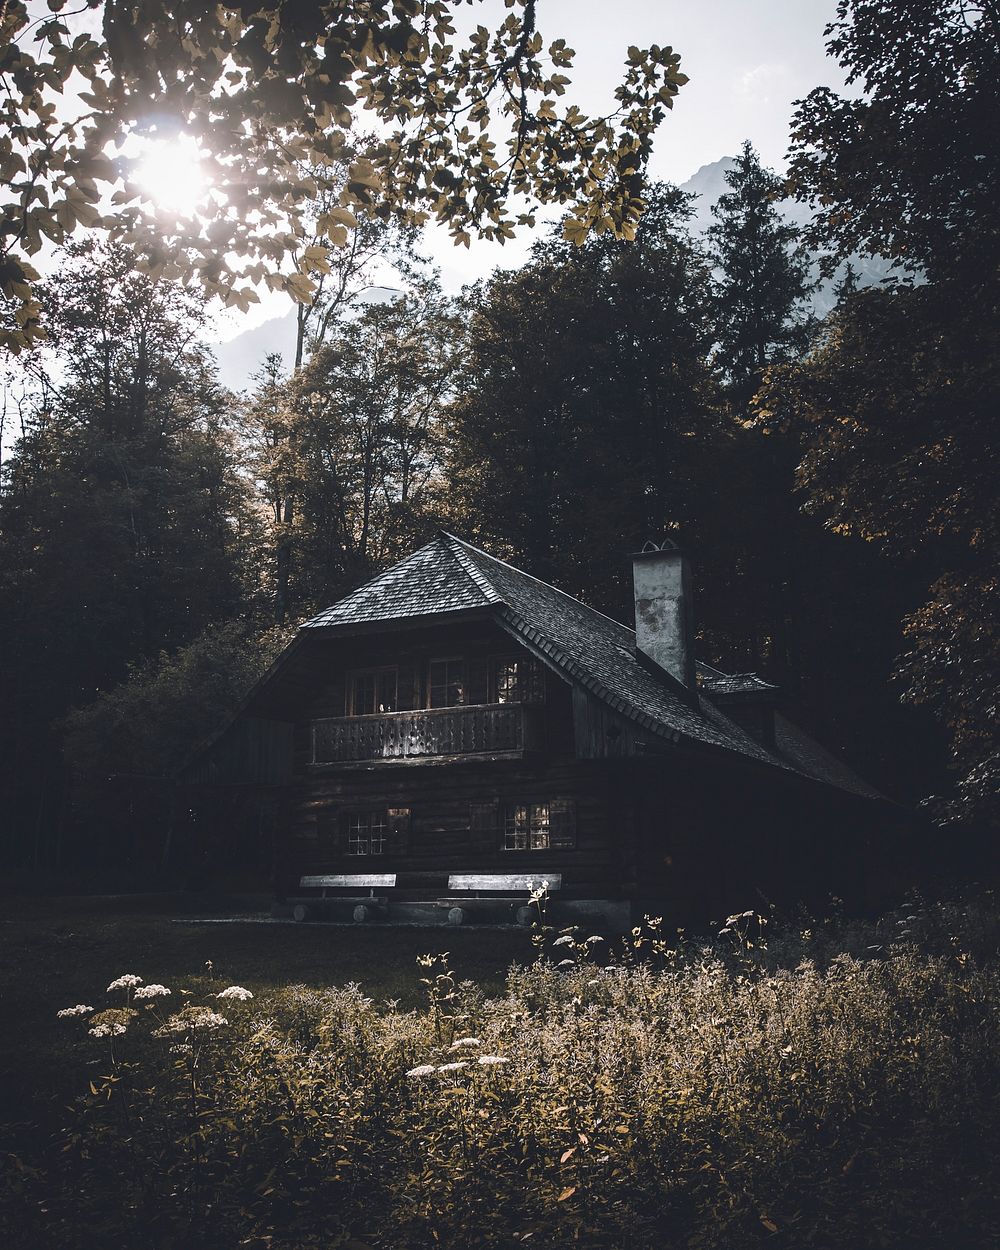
492, 654, 546, 705
347, 665, 399, 717
346, 810, 389, 857
503, 802, 551, 852
427, 656, 467, 709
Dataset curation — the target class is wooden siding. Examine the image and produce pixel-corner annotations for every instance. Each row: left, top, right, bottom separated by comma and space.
279, 758, 623, 897
572, 687, 653, 758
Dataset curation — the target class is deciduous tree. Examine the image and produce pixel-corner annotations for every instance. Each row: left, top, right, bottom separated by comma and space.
1, 0, 687, 350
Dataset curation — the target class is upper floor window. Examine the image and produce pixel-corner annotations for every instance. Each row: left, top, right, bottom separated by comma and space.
494, 656, 545, 705
429, 658, 466, 708
349, 667, 398, 716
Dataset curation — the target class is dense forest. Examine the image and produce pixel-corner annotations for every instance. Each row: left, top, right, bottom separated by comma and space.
0, 0, 996, 883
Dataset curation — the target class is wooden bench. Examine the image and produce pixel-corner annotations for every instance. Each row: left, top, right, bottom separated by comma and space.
438, 873, 562, 926
294, 873, 397, 923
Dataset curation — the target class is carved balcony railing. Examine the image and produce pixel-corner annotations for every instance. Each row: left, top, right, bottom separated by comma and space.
311, 704, 540, 764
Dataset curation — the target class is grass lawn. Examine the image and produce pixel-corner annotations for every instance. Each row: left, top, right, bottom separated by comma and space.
0, 892, 534, 1150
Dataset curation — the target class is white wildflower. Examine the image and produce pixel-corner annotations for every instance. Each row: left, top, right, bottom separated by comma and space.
449, 1037, 481, 1049
552, 935, 575, 947
215, 985, 254, 1001
134, 984, 171, 1000
584, 935, 605, 945
169, 1043, 192, 1055
154, 1007, 228, 1036
89, 1022, 127, 1039
436, 1061, 468, 1073
56, 1004, 93, 1018
557, 958, 576, 968
477, 1055, 509, 1066
106, 974, 143, 992
405, 1064, 438, 1078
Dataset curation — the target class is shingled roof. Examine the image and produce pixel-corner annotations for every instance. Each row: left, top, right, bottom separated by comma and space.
301, 533, 882, 800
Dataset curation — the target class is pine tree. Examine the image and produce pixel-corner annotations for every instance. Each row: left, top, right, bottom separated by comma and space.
707, 141, 815, 409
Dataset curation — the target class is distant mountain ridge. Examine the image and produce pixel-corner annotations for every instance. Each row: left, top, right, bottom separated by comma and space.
679, 156, 897, 318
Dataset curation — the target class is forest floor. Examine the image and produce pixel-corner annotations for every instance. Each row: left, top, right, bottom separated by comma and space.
0, 892, 533, 1154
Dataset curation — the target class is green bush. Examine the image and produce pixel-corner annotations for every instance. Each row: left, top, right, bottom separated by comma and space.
9, 895, 1000, 1249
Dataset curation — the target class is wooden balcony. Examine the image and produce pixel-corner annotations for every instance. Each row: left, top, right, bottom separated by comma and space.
311, 704, 540, 765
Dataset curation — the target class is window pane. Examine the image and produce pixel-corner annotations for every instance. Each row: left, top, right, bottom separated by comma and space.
495, 657, 544, 704
369, 814, 387, 856
530, 804, 550, 850
350, 669, 397, 715
348, 814, 369, 856
429, 659, 465, 708
376, 671, 397, 713
504, 804, 529, 850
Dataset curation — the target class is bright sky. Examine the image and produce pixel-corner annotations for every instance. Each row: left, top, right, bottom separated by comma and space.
14, 0, 847, 343
419, 0, 847, 291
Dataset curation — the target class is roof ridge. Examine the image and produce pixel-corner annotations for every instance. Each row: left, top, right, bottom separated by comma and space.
441, 531, 635, 639
299, 537, 443, 626
438, 531, 505, 605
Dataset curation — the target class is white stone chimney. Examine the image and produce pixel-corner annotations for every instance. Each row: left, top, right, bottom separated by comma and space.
632, 539, 696, 690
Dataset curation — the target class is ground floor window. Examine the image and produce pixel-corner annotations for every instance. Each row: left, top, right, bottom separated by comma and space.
504, 803, 551, 851
348, 811, 388, 856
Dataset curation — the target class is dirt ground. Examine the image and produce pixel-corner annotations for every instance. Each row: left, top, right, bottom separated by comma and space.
0, 892, 534, 1153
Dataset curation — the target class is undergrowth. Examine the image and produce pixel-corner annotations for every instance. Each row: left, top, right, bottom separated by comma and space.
3, 893, 999, 1249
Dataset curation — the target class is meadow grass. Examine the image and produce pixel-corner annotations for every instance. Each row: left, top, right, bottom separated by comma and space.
1, 892, 998, 1249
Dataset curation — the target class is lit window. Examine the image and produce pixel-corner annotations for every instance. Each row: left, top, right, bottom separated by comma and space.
347, 811, 388, 856
504, 803, 550, 851
494, 656, 545, 704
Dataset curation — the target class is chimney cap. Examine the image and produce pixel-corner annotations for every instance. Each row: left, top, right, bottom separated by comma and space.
631, 537, 684, 559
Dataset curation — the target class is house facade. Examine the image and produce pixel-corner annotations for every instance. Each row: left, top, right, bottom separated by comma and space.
186, 533, 896, 928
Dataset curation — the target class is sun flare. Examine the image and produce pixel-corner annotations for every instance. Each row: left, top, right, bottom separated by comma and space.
134, 135, 211, 218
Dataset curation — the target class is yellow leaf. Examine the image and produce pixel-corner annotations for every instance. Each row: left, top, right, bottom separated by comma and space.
560, 1147, 576, 1163
557, 1186, 576, 1202
284, 272, 317, 303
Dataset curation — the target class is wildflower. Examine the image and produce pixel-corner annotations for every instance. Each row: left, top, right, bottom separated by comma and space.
154, 1006, 228, 1036
557, 958, 575, 968
169, 1043, 193, 1055
134, 984, 171, 1000
449, 1037, 481, 1049
478, 1055, 509, 1066
106, 974, 143, 992
215, 985, 254, 1001
584, 935, 605, 945
552, 935, 575, 947
89, 1022, 127, 1039
436, 1061, 468, 1073
405, 1064, 437, 1078
56, 1004, 93, 1018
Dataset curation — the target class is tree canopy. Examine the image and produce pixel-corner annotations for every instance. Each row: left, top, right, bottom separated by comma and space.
0, 0, 687, 350
787, 0, 1000, 284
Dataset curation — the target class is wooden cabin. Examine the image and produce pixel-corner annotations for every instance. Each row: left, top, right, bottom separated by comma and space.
186, 534, 896, 929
